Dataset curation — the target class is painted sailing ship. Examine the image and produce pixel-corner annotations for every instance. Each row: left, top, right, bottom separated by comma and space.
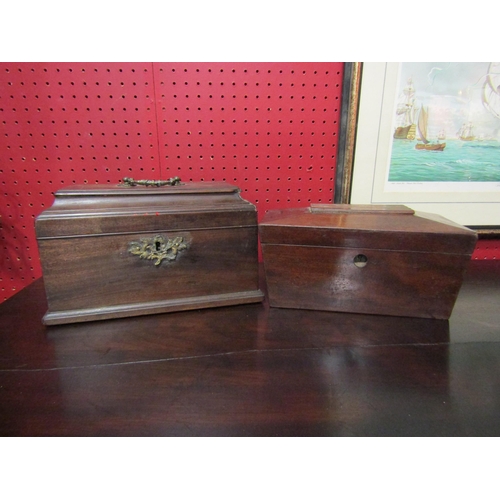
394, 77, 417, 140
415, 106, 446, 151
458, 122, 476, 141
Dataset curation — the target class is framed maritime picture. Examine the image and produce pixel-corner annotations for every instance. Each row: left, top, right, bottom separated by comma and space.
346, 62, 500, 231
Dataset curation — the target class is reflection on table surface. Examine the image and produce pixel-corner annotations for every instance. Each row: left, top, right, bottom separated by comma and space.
1, 260, 499, 436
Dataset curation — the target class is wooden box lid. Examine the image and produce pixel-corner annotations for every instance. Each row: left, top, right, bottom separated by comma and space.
36, 181, 257, 239
259, 204, 478, 255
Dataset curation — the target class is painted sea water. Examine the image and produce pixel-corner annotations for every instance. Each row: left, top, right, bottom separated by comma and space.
389, 139, 500, 182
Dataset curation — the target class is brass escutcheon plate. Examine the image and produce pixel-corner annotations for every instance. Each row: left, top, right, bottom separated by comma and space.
128, 234, 187, 266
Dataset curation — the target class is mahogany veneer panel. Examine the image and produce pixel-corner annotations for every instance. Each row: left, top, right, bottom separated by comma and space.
260, 205, 478, 319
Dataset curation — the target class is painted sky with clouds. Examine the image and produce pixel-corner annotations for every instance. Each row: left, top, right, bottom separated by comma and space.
397, 62, 500, 139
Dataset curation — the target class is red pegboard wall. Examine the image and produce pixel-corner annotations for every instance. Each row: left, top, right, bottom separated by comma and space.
154, 63, 340, 211
472, 239, 500, 260
1, 62, 343, 302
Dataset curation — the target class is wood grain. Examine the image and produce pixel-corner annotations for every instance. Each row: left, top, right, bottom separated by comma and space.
35, 182, 263, 324
260, 205, 477, 319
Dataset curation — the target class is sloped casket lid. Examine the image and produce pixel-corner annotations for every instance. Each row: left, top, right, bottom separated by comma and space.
259, 204, 478, 255
36, 181, 256, 238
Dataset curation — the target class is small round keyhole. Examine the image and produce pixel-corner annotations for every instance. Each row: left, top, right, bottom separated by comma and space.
353, 254, 368, 268
155, 241, 161, 251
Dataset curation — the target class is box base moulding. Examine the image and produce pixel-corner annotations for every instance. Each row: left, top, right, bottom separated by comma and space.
42, 289, 265, 325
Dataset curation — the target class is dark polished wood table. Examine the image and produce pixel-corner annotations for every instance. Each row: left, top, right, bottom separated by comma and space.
1, 261, 500, 436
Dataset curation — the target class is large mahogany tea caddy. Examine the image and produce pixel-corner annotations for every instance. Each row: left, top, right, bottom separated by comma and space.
35, 180, 264, 325
259, 204, 478, 319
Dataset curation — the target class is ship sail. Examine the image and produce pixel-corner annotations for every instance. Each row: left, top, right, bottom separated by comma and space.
458, 122, 475, 141
417, 106, 429, 144
394, 77, 417, 140
482, 62, 500, 120
415, 105, 446, 151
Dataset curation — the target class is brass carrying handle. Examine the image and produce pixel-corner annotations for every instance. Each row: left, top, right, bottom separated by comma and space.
123, 176, 181, 187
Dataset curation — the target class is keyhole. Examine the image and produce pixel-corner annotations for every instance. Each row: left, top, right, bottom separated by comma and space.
353, 254, 368, 268
155, 241, 161, 251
